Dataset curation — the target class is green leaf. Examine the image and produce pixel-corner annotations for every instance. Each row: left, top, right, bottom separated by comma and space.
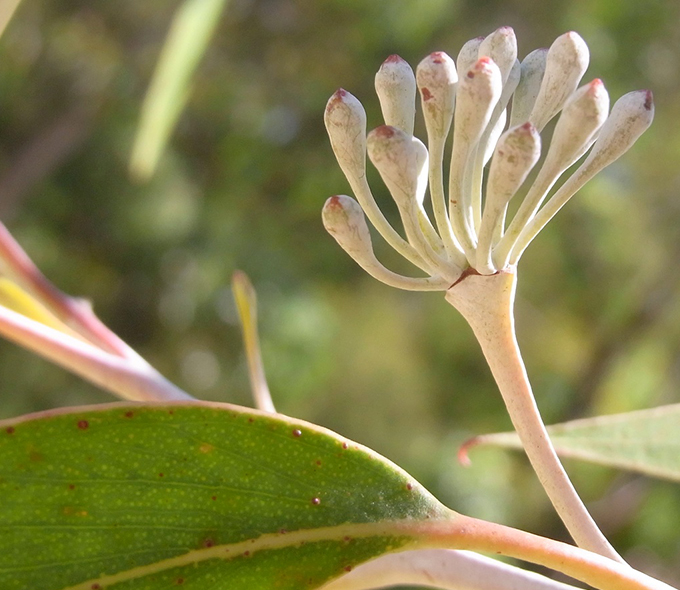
0, 403, 449, 589
467, 404, 680, 482
129, 0, 229, 182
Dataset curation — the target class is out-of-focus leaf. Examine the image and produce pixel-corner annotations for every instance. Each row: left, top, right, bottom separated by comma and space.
0, 403, 449, 589
232, 270, 276, 412
0, 0, 21, 39
129, 0, 229, 181
466, 404, 680, 482
0, 277, 83, 337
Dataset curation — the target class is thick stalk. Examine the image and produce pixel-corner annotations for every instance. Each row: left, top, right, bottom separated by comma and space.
445, 269, 622, 562
409, 514, 674, 590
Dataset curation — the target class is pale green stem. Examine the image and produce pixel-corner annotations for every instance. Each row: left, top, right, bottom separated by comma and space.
351, 176, 434, 273
444, 269, 623, 562
427, 139, 467, 266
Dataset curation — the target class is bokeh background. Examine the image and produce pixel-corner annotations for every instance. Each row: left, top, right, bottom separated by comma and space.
1, 0, 680, 585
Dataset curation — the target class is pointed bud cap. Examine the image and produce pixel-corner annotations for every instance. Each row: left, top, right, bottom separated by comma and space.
581, 90, 654, 172
544, 78, 609, 174
322, 195, 374, 262
529, 32, 590, 130
456, 36, 484, 80
487, 122, 542, 206
454, 57, 503, 144
375, 55, 417, 134
510, 48, 548, 126
366, 125, 429, 207
478, 26, 518, 83
416, 52, 458, 144
324, 89, 367, 182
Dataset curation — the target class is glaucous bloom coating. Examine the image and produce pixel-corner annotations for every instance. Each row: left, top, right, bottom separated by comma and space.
323, 28, 654, 291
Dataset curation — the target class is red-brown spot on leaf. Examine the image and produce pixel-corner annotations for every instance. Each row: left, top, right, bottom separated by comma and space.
5, 427, 14, 435
211, 495, 217, 501
342, 442, 349, 450
421, 87, 433, 101
77, 420, 89, 430
292, 429, 302, 438
344, 566, 353, 572
124, 411, 134, 418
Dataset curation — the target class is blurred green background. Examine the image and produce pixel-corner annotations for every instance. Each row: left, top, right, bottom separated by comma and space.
1, 0, 680, 585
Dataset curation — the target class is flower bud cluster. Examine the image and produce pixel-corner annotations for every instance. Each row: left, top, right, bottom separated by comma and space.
323, 28, 654, 290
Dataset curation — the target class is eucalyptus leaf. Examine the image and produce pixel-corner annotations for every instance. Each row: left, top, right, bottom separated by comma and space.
129, 0, 229, 181
0, 402, 448, 590
467, 404, 680, 481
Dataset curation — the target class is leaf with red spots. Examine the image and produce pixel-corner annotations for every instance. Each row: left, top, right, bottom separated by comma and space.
0, 402, 450, 590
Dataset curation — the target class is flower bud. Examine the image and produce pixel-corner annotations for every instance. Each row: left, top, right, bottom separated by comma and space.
375, 55, 417, 134
478, 26, 518, 84
453, 57, 503, 145
580, 89, 654, 173
543, 79, 609, 174
367, 125, 428, 207
456, 36, 484, 79
416, 52, 457, 146
486, 122, 542, 207
510, 48, 547, 126
324, 89, 367, 186
529, 32, 589, 130
322, 195, 374, 262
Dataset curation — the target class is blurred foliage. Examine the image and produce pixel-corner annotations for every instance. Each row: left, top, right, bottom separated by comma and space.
1, 0, 680, 586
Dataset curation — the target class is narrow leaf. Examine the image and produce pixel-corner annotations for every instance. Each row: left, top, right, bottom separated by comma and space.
465, 404, 680, 482
129, 0, 229, 181
0, 402, 447, 589
0, 0, 21, 39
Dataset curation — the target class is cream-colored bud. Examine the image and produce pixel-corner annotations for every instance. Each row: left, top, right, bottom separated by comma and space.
544, 79, 609, 174
322, 195, 451, 291
416, 52, 457, 146
324, 89, 367, 186
375, 55, 417, 134
322, 195, 374, 260
453, 57, 503, 145
487, 122, 542, 205
529, 32, 589, 131
580, 89, 654, 173
510, 48, 547, 126
366, 125, 427, 207
477, 122, 541, 273
478, 26, 518, 84
509, 90, 654, 264
456, 36, 484, 80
